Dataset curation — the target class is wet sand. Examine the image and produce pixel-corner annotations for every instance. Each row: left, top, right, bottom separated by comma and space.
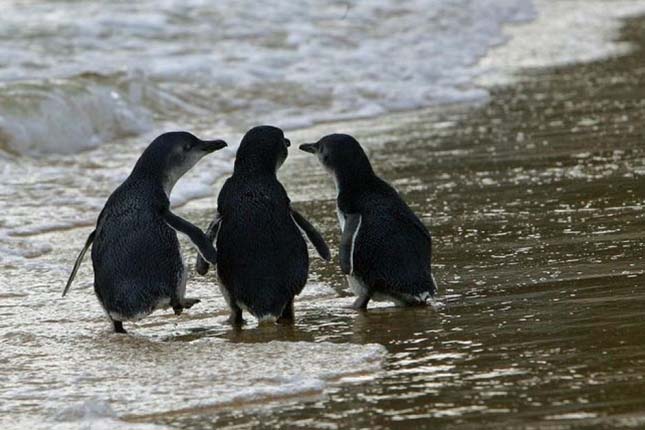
158, 15, 645, 429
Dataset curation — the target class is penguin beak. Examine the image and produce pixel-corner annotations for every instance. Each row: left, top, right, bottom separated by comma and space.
299, 142, 319, 154
199, 139, 228, 153
284, 138, 291, 147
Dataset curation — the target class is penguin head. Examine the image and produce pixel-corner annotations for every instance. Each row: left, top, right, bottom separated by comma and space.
299, 134, 374, 184
133, 131, 227, 192
234, 125, 291, 176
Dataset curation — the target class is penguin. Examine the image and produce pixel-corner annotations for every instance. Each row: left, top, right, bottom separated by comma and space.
195, 125, 330, 325
299, 134, 437, 309
62, 132, 227, 333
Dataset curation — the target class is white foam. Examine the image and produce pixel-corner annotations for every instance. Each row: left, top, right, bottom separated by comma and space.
478, 0, 645, 85
170, 154, 234, 207
0, 74, 153, 155
0, 337, 386, 426
2, 1, 645, 157
0, 0, 536, 156
7, 399, 171, 430
50, 399, 170, 430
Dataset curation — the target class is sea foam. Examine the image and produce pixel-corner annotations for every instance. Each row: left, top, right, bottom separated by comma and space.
1, 337, 386, 428
0, 0, 536, 156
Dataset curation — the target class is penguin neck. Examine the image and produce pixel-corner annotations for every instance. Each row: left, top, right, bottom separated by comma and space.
334, 167, 376, 196
233, 158, 280, 179
129, 161, 175, 198
161, 169, 183, 197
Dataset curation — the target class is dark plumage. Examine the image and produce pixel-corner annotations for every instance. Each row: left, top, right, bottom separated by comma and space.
63, 132, 227, 333
300, 134, 437, 309
196, 125, 330, 324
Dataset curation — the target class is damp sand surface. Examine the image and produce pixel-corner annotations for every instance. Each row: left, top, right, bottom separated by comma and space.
2, 14, 645, 430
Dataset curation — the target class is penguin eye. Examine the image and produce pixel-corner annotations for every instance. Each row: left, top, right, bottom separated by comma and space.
182, 142, 192, 151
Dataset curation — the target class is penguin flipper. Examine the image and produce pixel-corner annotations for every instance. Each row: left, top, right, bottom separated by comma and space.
195, 215, 222, 275
339, 214, 362, 275
290, 208, 331, 261
62, 230, 95, 297
162, 208, 217, 265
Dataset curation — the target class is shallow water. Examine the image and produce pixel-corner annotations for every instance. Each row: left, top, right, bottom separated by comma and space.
4, 57, 645, 428
2, 3, 645, 430
172, 65, 644, 428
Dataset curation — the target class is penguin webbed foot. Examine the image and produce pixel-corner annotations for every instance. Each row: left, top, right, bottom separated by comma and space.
227, 313, 245, 326
350, 294, 371, 311
182, 297, 201, 309
113, 321, 127, 334
227, 304, 245, 326
277, 300, 295, 324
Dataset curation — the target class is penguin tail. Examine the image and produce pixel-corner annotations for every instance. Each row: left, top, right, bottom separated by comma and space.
62, 230, 96, 297
390, 274, 437, 306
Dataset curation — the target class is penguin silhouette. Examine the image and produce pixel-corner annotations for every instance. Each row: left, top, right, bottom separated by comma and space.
300, 134, 437, 309
196, 125, 330, 325
63, 132, 227, 333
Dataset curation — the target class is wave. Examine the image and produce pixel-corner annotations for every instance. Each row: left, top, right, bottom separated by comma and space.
3, 1, 645, 157
0, 0, 537, 156
0, 73, 153, 155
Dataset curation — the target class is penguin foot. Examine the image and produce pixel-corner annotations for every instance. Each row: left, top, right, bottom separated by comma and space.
350, 295, 371, 311
182, 297, 201, 309
172, 297, 201, 315
277, 300, 295, 324
227, 314, 245, 326
226, 302, 245, 326
113, 321, 127, 334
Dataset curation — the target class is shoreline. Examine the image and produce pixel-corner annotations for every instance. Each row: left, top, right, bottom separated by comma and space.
166, 12, 645, 429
